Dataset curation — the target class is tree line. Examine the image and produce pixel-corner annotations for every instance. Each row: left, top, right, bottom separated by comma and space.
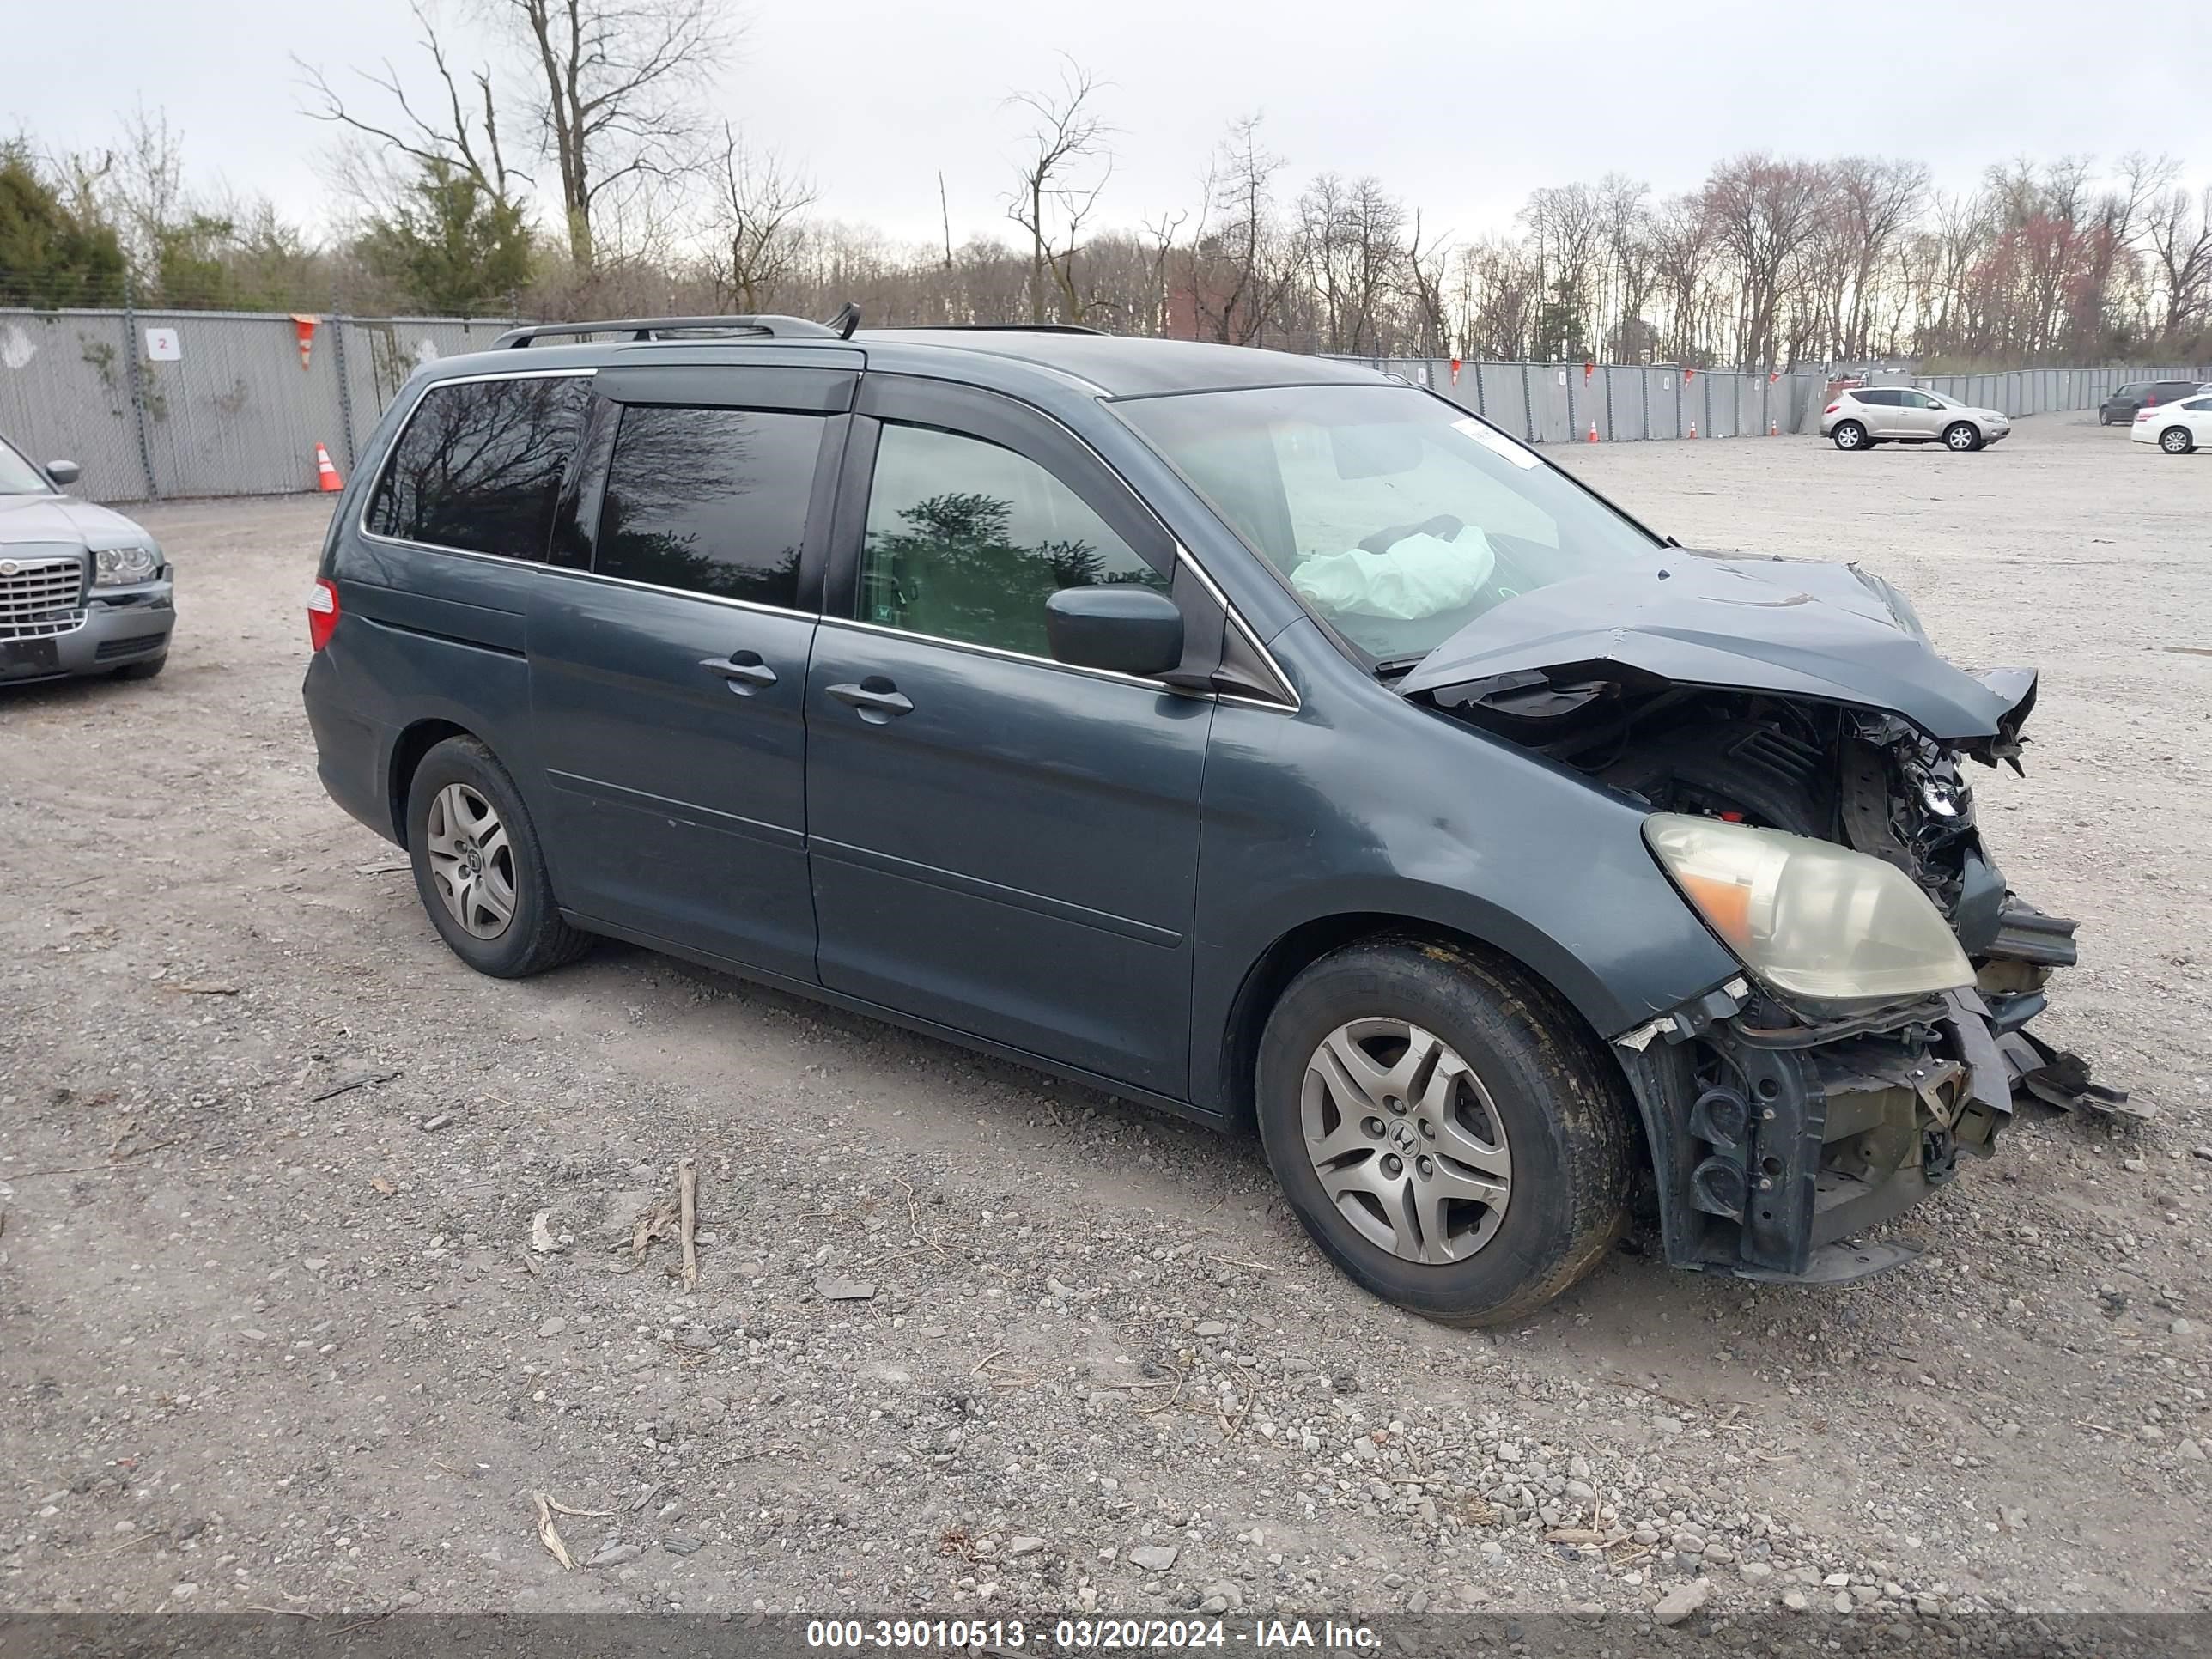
3, 1, 2208, 371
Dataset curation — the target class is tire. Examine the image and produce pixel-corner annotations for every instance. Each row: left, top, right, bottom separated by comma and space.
111, 653, 167, 681
404, 735, 589, 978
2160, 426, 2194, 454
1254, 937, 1635, 1326
1831, 421, 1867, 452
1943, 422, 1982, 453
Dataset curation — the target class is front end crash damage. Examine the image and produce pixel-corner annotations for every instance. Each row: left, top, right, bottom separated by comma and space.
1401, 550, 2135, 1281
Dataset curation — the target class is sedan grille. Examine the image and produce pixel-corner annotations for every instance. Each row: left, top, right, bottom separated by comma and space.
0, 556, 88, 640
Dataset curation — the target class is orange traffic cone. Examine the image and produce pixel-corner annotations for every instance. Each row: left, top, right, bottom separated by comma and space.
1688, 420, 1698, 439
1586, 421, 1600, 443
1768, 419, 1778, 437
315, 443, 343, 492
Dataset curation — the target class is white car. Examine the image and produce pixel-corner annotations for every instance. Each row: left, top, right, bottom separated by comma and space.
2131, 395, 2212, 454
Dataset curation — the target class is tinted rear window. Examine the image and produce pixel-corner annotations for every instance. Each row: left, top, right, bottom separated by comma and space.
593, 404, 823, 607
368, 375, 592, 558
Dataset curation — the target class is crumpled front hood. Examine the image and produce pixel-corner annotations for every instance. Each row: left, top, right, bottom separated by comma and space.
0, 492, 156, 552
1398, 552, 2029, 743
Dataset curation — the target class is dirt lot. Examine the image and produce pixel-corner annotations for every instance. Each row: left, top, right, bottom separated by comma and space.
2, 415, 2208, 1627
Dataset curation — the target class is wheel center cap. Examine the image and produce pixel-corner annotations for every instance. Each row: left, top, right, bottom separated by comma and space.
464, 843, 483, 875
1389, 1121, 1418, 1152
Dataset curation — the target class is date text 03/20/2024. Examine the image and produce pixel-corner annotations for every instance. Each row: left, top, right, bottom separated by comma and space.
804, 1619, 1382, 1650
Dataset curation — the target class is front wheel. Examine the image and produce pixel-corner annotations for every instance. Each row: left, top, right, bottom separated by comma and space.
1254, 939, 1635, 1326
404, 736, 589, 978
1943, 422, 1982, 452
2160, 426, 2195, 454
1831, 421, 1868, 451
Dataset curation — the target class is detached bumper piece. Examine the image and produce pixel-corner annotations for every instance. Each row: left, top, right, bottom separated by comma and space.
1615, 967, 2125, 1286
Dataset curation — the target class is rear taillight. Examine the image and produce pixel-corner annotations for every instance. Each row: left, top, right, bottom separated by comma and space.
307, 579, 339, 651
1824, 402, 1841, 415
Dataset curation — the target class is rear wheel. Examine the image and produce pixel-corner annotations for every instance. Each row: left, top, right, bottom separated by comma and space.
1255, 939, 1635, 1326
2160, 425, 2195, 454
1943, 422, 1982, 452
404, 736, 589, 978
1831, 421, 1868, 452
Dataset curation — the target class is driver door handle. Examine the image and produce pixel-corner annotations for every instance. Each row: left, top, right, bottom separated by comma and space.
701, 651, 778, 692
826, 679, 915, 721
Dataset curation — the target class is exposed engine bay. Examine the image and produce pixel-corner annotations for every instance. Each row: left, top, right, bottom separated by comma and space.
1399, 550, 2132, 1282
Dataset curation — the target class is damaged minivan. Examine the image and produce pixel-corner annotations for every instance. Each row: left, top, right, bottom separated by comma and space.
304, 319, 2116, 1325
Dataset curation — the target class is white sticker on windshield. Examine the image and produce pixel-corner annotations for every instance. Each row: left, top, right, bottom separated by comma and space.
1451, 416, 1540, 470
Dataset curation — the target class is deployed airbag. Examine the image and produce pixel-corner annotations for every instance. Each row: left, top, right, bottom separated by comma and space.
1291, 526, 1497, 622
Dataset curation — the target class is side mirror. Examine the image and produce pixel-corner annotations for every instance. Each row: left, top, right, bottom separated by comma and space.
46, 459, 81, 488
1044, 585, 1184, 678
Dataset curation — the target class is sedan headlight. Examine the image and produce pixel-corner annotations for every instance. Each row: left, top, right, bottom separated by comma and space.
94, 544, 161, 586
1644, 813, 1972, 1012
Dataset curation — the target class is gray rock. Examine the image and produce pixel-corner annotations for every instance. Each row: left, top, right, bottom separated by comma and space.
661, 1534, 702, 1556
1781, 1589, 1808, 1611
1651, 1415, 1685, 1435
2176, 1438, 2205, 1462
1653, 1578, 1709, 1626
538, 1316, 568, 1339
1128, 1544, 1178, 1572
1007, 1536, 1045, 1557
1194, 1320, 1228, 1337
814, 1275, 877, 1302
586, 1541, 644, 1569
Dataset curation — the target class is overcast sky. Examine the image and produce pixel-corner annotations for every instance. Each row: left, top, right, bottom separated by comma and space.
11, 0, 2208, 249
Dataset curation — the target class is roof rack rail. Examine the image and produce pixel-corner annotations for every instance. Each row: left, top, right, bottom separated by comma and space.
491, 314, 841, 349
896, 323, 1106, 335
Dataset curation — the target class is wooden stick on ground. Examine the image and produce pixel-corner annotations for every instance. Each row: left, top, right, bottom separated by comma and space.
678, 1157, 699, 1293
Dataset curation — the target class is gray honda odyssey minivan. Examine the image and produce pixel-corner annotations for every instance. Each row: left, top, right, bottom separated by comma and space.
303, 313, 2106, 1323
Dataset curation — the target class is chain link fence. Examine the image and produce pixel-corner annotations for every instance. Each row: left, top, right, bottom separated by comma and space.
0, 308, 518, 503
1359, 359, 2212, 442
3, 305, 2208, 502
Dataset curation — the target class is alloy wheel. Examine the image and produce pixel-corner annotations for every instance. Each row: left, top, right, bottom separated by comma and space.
1300, 1018, 1511, 1264
2161, 428, 2191, 454
424, 782, 516, 939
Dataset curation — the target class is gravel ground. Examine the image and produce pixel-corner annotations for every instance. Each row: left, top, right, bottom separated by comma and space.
1, 416, 2207, 1630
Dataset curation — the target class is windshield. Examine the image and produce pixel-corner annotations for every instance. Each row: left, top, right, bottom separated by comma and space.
0, 439, 52, 495
1115, 384, 1662, 663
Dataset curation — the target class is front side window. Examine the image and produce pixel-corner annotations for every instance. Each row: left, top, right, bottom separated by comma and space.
0, 438, 52, 495
858, 422, 1166, 657
368, 375, 592, 558
1116, 383, 1660, 662
1855, 390, 1899, 407
594, 404, 822, 607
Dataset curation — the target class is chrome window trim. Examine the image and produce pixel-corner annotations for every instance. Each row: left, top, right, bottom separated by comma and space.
355, 367, 599, 556
820, 613, 1180, 694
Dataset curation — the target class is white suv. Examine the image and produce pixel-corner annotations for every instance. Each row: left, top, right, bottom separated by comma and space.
1821, 387, 2011, 453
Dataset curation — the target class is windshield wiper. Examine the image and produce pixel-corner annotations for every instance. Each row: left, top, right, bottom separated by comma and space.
1374, 655, 1426, 680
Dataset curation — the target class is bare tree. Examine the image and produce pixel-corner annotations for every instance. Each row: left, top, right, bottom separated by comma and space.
2145, 183, 2212, 347
1004, 56, 1114, 323
1700, 154, 1827, 367
707, 123, 817, 311
1401, 211, 1453, 357
296, 3, 525, 213
1645, 195, 1717, 362
1183, 114, 1286, 345
494, 0, 731, 271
